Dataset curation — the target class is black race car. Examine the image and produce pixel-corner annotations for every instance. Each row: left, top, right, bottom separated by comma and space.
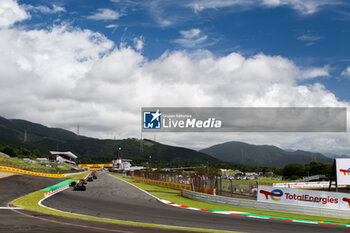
91, 171, 97, 179
73, 180, 86, 191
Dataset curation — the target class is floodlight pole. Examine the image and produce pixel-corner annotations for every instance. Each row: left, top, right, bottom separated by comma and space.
328, 159, 338, 192
336, 161, 338, 192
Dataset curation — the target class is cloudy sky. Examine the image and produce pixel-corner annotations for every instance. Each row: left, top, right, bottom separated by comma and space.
1, 0, 350, 155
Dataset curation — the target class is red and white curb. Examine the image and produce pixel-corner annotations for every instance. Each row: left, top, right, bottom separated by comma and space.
44, 185, 70, 197
159, 199, 350, 228
160, 200, 246, 215
44, 172, 91, 197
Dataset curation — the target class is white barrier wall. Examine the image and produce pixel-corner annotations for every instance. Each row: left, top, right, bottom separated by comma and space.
258, 185, 350, 211
273, 181, 330, 188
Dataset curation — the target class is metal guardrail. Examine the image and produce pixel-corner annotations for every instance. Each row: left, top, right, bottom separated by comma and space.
182, 189, 350, 219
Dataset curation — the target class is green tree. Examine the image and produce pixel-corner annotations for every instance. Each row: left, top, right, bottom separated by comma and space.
282, 164, 305, 179
1, 145, 17, 157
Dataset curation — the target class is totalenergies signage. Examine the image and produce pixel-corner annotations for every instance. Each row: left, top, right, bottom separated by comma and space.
336, 158, 350, 185
258, 185, 350, 210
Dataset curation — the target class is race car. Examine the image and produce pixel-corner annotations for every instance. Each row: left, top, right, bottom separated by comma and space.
73, 180, 86, 191
91, 171, 97, 179
69, 181, 77, 187
80, 179, 87, 184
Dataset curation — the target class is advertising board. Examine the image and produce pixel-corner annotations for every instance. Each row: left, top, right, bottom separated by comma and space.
258, 185, 350, 210
336, 158, 350, 185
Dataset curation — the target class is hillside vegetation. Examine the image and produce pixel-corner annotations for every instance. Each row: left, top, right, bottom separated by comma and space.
0, 116, 219, 166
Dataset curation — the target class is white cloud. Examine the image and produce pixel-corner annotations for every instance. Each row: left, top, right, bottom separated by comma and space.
25, 4, 66, 14
188, 0, 343, 15
180, 28, 201, 39
300, 65, 330, 80
341, 66, 350, 76
87, 8, 121, 20
160, 20, 172, 27
105, 24, 119, 29
297, 33, 322, 42
174, 28, 208, 48
133, 36, 144, 52
297, 32, 323, 46
0, 0, 349, 156
0, 0, 30, 28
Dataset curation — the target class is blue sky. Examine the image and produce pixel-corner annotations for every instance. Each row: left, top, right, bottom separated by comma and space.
1, 0, 350, 154
17, 0, 350, 101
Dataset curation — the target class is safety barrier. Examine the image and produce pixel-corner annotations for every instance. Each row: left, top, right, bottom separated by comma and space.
182, 189, 350, 219
132, 177, 214, 194
273, 181, 331, 188
0, 166, 66, 177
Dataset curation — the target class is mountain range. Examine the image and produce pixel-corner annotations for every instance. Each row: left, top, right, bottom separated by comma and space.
0, 115, 339, 168
0, 116, 218, 166
200, 141, 333, 168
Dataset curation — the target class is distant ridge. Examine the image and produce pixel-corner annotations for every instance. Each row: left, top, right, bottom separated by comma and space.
200, 141, 333, 168
0, 115, 219, 166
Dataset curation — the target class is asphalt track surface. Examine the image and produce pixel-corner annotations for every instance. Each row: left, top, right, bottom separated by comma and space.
0, 173, 191, 233
43, 172, 350, 233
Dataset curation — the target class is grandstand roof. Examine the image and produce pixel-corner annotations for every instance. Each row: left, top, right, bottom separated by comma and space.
49, 151, 78, 159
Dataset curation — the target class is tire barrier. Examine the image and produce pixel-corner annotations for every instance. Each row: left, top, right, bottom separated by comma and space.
0, 166, 66, 177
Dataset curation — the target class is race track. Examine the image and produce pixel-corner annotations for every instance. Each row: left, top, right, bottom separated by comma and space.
43, 172, 349, 233
0, 173, 190, 233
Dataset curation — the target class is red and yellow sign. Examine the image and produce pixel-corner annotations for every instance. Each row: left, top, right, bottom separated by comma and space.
0, 166, 66, 177
78, 164, 113, 168
88, 167, 101, 171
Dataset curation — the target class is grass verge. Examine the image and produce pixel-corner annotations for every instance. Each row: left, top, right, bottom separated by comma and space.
0, 154, 71, 172
66, 171, 90, 180
11, 177, 239, 233
111, 174, 350, 225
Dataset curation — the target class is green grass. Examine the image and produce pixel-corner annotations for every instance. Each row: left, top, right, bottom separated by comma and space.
0, 154, 71, 173
112, 174, 350, 225
66, 171, 90, 180
11, 175, 239, 233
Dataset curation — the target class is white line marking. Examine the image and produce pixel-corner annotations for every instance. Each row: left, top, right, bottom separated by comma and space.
292, 220, 318, 224
248, 216, 269, 219
0, 207, 22, 209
